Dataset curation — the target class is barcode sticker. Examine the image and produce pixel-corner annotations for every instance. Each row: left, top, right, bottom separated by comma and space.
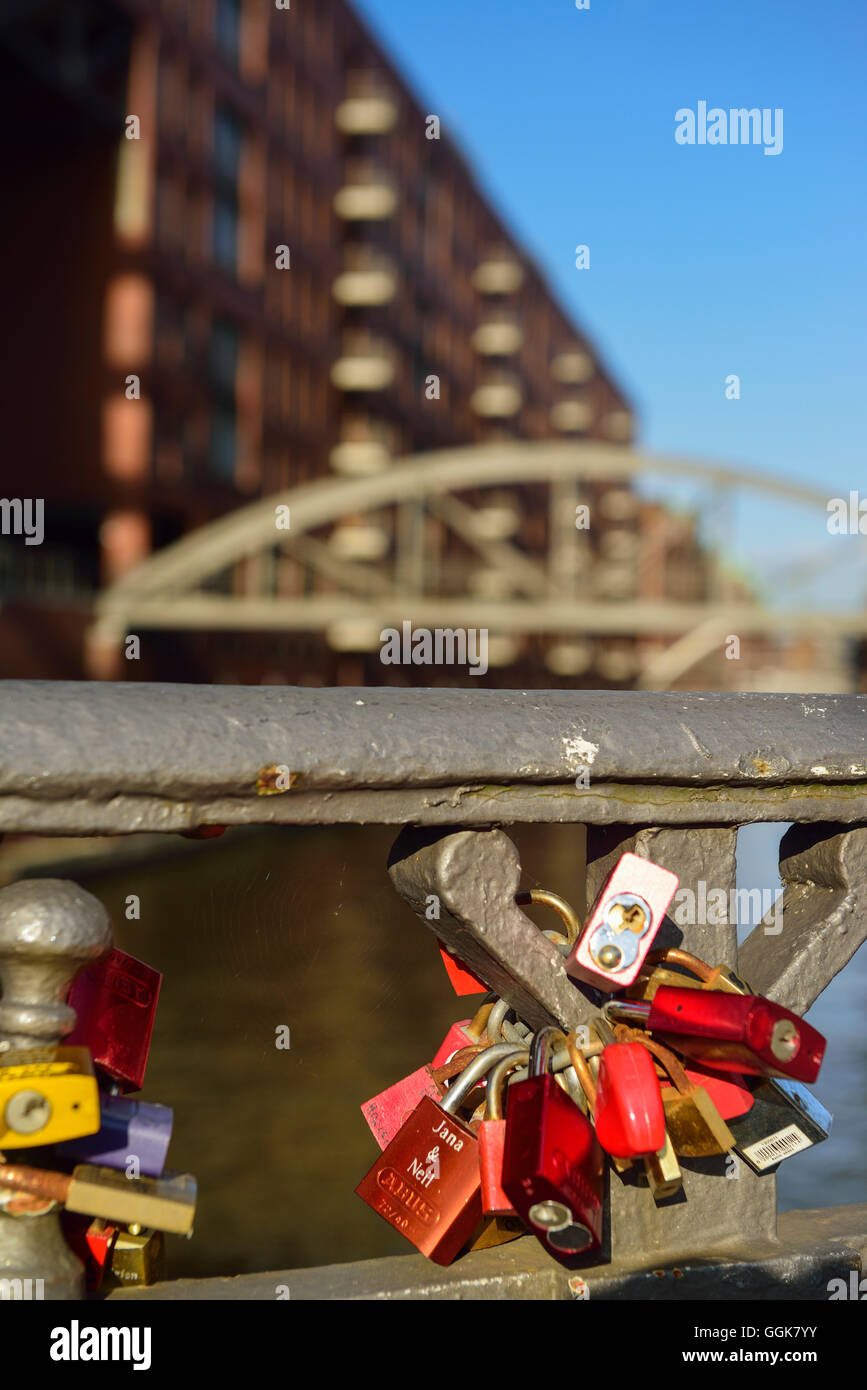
740, 1124, 812, 1170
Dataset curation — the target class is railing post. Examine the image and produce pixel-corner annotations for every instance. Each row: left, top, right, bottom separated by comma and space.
585, 824, 778, 1263
0, 879, 112, 1299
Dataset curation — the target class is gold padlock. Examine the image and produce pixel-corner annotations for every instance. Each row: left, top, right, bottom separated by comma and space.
108, 1225, 166, 1287
0, 1047, 100, 1148
640, 1129, 683, 1202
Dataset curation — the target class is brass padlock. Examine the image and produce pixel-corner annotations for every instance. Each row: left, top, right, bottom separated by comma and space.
0, 1046, 100, 1148
108, 1224, 166, 1287
640, 1129, 683, 1202
616, 1026, 735, 1157
0, 1162, 196, 1234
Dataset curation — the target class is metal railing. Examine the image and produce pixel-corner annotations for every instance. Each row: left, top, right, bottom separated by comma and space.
0, 682, 865, 1299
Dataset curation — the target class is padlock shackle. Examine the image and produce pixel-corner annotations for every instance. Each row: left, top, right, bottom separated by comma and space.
529, 1026, 565, 1079
613, 1024, 693, 1095
515, 888, 581, 947
644, 947, 715, 983
604, 999, 651, 1026
441, 1042, 528, 1114
466, 1000, 496, 1042
566, 1035, 598, 1111
485, 1049, 533, 1121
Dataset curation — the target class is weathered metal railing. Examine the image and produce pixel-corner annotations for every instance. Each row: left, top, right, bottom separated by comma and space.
0, 683, 865, 1299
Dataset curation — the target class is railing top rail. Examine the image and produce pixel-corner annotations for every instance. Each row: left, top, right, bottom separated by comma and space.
1, 682, 866, 833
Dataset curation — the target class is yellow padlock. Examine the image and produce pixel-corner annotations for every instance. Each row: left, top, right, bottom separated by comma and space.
0, 1046, 100, 1148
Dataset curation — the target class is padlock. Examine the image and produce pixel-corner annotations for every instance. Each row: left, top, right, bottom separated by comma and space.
437, 941, 489, 996
430, 999, 495, 1069
61, 1214, 119, 1292
0, 1162, 196, 1234
501, 1028, 604, 1262
514, 888, 581, 954
606, 987, 826, 1083
593, 1039, 666, 1160
108, 1224, 166, 1287
614, 1026, 734, 1157
683, 1063, 753, 1120
571, 1021, 635, 1174
438, 886, 580, 995
566, 853, 679, 992
464, 1214, 527, 1250
726, 1075, 832, 1174
639, 1130, 683, 1202
478, 1048, 530, 1216
629, 947, 752, 1001
355, 1043, 521, 1265
361, 1046, 483, 1151
66, 947, 162, 1092
55, 1094, 173, 1176
0, 1046, 100, 1148
485, 997, 532, 1049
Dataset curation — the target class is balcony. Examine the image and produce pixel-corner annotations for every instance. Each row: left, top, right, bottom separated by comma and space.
335, 73, 399, 135
328, 522, 390, 562
470, 374, 523, 418
333, 163, 398, 221
550, 349, 594, 384
599, 487, 640, 521
332, 249, 398, 307
329, 418, 395, 476
602, 410, 633, 442
331, 334, 397, 392
471, 313, 524, 356
471, 254, 524, 296
550, 399, 593, 433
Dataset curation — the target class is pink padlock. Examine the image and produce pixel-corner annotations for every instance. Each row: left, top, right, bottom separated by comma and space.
566, 853, 679, 993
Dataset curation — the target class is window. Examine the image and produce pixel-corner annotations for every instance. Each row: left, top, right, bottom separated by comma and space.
215, 0, 241, 64
214, 105, 242, 182
213, 194, 238, 271
208, 319, 239, 481
212, 102, 242, 274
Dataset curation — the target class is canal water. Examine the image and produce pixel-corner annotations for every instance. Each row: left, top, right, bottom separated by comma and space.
10, 821, 865, 1280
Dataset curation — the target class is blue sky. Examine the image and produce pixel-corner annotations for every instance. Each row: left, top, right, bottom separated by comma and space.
352, 0, 866, 608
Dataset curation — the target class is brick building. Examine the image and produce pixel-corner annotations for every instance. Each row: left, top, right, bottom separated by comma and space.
0, 0, 667, 686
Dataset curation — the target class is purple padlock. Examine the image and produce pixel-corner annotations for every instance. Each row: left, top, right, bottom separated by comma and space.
55, 1095, 173, 1177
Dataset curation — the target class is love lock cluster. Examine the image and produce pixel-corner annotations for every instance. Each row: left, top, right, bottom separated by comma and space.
355, 853, 830, 1267
0, 948, 196, 1291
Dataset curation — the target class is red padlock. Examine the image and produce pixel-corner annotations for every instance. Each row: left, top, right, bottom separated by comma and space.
61, 1213, 119, 1292
355, 1044, 521, 1265
682, 1064, 753, 1120
360, 1047, 483, 1150
607, 988, 826, 1083
431, 1000, 494, 1070
594, 1042, 666, 1159
501, 1028, 605, 1263
438, 942, 489, 996
478, 1048, 529, 1217
66, 948, 162, 1093
566, 853, 679, 992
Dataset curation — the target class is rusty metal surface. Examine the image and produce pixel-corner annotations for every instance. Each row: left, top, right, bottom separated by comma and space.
0, 684, 865, 833
740, 824, 867, 1014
